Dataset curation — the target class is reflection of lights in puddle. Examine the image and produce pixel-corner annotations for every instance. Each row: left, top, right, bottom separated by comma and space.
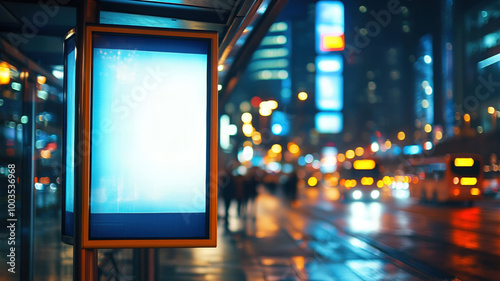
348, 237, 369, 249
392, 189, 410, 199
451, 229, 479, 250
348, 202, 382, 233
261, 259, 275, 266
324, 187, 340, 201
305, 187, 319, 199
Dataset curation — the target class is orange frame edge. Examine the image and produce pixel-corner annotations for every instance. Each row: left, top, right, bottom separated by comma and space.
81, 25, 218, 248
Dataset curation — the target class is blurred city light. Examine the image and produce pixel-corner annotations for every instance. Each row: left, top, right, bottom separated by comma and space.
424, 124, 432, 133
370, 190, 380, 199
337, 153, 345, 162
219, 115, 238, 150
352, 190, 362, 200
37, 75, 46, 84
371, 142, 380, 152
315, 112, 343, 133
355, 147, 364, 156
321, 146, 338, 173
259, 107, 272, 116
0, 61, 11, 84
316, 1, 344, 52
41, 149, 51, 159
464, 113, 471, 122
287, 142, 300, 154
271, 111, 290, 136
305, 154, 314, 163
317, 54, 343, 72
267, 100, 278, 109
11, 82, 22, 91
353, 159, 375, 170
272, 124, 282, 135
298, 91, 308, 101
240, 101, 251, 112
488, 106, 495, 115
308, 177, 318, 187
252, 131, 262, 145
345, 150, 355, 159
218, 65, 224, 71
267, 162, 281, 173
424, 141, 433, 150
403, 145, 422, 155
384, 140, 392, 149
241, 112, 252, 123
251, 96, 262, 107
238, 146, 254, 162
271, 144, 282, 154
242, 123, 254, 136
461, 177, 477, 186
435, 130, 443, 140
454, 158, 474, 167
361, 177, 374, 186
470, 187, 480, 195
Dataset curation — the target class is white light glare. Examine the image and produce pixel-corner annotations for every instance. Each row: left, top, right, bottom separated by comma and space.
370, 190, 380, 199
352, 190, 362, 200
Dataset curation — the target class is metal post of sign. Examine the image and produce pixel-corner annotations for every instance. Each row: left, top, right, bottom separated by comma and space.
20, 68, 35, 281
74, 0, 98, 280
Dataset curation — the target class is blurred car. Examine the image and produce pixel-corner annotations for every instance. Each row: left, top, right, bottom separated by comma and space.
483, 165, 500, 197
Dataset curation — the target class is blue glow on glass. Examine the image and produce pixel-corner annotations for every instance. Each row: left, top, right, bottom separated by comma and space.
65, 47, 75, 214
315, 112, 343, 133
90, 47, 207, 214
100, 11, 198, 30
316, 74, 343, 111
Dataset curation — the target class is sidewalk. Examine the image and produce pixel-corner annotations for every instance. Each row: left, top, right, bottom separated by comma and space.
156, 187, 424, 281
18, 186, 428, 280
157, 190, 313, 281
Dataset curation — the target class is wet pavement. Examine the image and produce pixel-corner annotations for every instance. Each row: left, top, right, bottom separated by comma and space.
4, 184, 500, 280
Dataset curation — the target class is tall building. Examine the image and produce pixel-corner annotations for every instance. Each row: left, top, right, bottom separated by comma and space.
456, 0, 500, 134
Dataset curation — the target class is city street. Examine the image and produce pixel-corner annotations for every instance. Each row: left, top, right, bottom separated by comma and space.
275, 186, 500, 281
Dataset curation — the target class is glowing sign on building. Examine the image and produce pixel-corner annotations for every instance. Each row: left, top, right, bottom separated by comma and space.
315, 112, 343, 134
316, 1, 345, 53
315, 1, 344, 134
316, 54, 343, 111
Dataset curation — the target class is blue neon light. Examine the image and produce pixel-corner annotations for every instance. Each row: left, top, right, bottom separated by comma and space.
316, 74, 343, 111
403, 145, 422, 155
315, 112, 343, 133
271, 111, 290, 136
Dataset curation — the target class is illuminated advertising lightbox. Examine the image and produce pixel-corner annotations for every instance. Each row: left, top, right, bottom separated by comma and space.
62, 30, 76, 244
82, 26, 217, 248
315, 112, 343, 133
315, 1, 345, 53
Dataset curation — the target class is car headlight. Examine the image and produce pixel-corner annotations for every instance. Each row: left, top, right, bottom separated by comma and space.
352, 190, 362, 200
370, 190, 380, 199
